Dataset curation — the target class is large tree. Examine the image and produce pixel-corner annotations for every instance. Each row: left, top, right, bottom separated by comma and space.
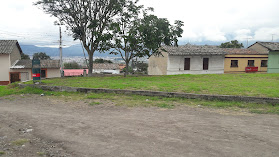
110, 5, 184, 76
35, 0, 128, 75
33, 52, 51, 60
220, 40, 244, 48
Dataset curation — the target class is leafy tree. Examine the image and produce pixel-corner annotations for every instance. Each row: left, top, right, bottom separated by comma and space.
134, 61, 148, 74
21, 52, 30, 60
94, 58, 113, 63
33, 52, 51, 60
110, 4, 184, 76
35, 0, 129, 75
64, 61, 81, 69
220, 40, 244, 48
138, 14, 184, 57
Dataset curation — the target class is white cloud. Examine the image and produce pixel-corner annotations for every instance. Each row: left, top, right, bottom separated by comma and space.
253, 27, 279, 41
1, 0, 279, 46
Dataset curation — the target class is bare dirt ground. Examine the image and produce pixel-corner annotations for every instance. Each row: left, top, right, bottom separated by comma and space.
0, 94, 279, 157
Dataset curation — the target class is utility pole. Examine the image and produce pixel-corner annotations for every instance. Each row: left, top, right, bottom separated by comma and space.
59, 26, 64, 77
272, 34, 275, 42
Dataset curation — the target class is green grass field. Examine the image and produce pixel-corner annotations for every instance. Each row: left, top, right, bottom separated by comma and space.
28, 73, 279, 98
1, 85, 279, 115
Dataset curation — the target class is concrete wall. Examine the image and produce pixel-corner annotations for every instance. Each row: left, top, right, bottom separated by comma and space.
10, 69, 32, 82
248, 43, 269, 54
224, 54, 268, 73
167, 55, 225, 75
148, 52, 168, 75
47, 69, 60, 78
9, 46, 21, 66
0, 54, 10, 83
19, 84, 279, 104
267, 51, 279, 73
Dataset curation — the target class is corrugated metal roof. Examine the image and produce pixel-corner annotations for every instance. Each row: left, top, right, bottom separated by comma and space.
11, 59, 60, 69
257, 42, 279, 51
162, 44, 226, 56
248, 42, 279, 51
223, 48, 268, 55
0, 40, 22, 54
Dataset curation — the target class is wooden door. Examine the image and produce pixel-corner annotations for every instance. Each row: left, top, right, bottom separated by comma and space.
10, 73, 20, 83
184, 58, 190, 70
203, 58, 209, 70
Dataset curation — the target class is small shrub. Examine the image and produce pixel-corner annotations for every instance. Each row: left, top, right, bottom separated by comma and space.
11, 139, 29, 146
90, 102, 101, 106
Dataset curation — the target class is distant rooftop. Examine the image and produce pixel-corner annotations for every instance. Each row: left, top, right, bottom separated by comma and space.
0, 40, 23, 54
162, 44, 226, 56
11, 59, 60, 69
249, 42, 279, 51
223, 48, 268, 55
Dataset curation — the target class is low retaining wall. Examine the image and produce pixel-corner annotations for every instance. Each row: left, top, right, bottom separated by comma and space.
19, 84, 279, 104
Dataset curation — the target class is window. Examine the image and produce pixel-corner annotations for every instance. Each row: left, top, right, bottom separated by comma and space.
184, 58, 190, 70
203, 58, 209, 70
261, 60, 268, 67
248, 60, 255, 67
231, 60, 238, 67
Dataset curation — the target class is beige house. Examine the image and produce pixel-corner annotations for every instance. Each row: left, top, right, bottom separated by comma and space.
148, 44, 226, 75
0, 40, 60, 85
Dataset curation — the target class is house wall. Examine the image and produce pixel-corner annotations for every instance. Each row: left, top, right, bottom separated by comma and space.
248, 43, 269, 54
9, 46, 21, 66
0, 54, 10, 84
10, 69, 32, 82
167, 55, 225, 75
47, 69, 60, 78
148, 51, 168, 75
224, 54, 268, 73
267, 51, 279, 73
93, 69, 120, 74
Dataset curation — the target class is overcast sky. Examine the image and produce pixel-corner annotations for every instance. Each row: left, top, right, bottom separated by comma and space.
1, 0, 279, 47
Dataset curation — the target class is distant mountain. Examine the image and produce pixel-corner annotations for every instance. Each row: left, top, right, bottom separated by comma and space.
20, 44, 121, 57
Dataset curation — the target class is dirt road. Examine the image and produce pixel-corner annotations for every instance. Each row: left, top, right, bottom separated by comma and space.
1, 94, 279, 157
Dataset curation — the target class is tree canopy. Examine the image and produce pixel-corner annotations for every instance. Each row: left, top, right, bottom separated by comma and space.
33, 52, 51, 60
110, 4, 184, 76
93, 58, 113, 63
35, 0, 129, 75
220, 40, 244, 48
21, 52, 30, 60
64, 61, 81, 69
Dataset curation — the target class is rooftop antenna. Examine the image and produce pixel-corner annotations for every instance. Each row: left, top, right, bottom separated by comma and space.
243, 37, 252, 48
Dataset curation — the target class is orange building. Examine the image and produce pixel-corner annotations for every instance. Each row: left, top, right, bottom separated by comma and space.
224, 49, 268, 73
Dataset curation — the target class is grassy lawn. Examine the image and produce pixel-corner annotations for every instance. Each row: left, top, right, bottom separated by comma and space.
26, 73, 279, 98
1, 85, 279, 115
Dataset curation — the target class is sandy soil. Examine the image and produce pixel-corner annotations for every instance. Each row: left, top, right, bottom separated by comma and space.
0, 94, 279, 157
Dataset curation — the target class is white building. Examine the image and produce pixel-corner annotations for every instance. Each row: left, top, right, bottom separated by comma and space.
93, 63, 120, 74
0, 40, 60, 85
148, 44, 226, 75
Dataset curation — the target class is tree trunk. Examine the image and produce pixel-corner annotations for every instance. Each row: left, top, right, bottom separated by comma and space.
124, 61, 129, 77
88, 52, 93, 76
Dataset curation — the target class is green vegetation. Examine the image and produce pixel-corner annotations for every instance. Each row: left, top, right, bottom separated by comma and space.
89, 101, 101, 106
0, 86, 279, 115
11, 139, 29, 146
37, 152, 45, 156
28, 74, 279, 98
0, 151, 5, 156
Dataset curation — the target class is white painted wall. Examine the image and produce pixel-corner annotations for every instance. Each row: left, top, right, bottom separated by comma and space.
10, 69, 32, 82
167, 55, 225, 75
93, 69, 120, 74
0, 54, 10, 81
47, 69, 61, 78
